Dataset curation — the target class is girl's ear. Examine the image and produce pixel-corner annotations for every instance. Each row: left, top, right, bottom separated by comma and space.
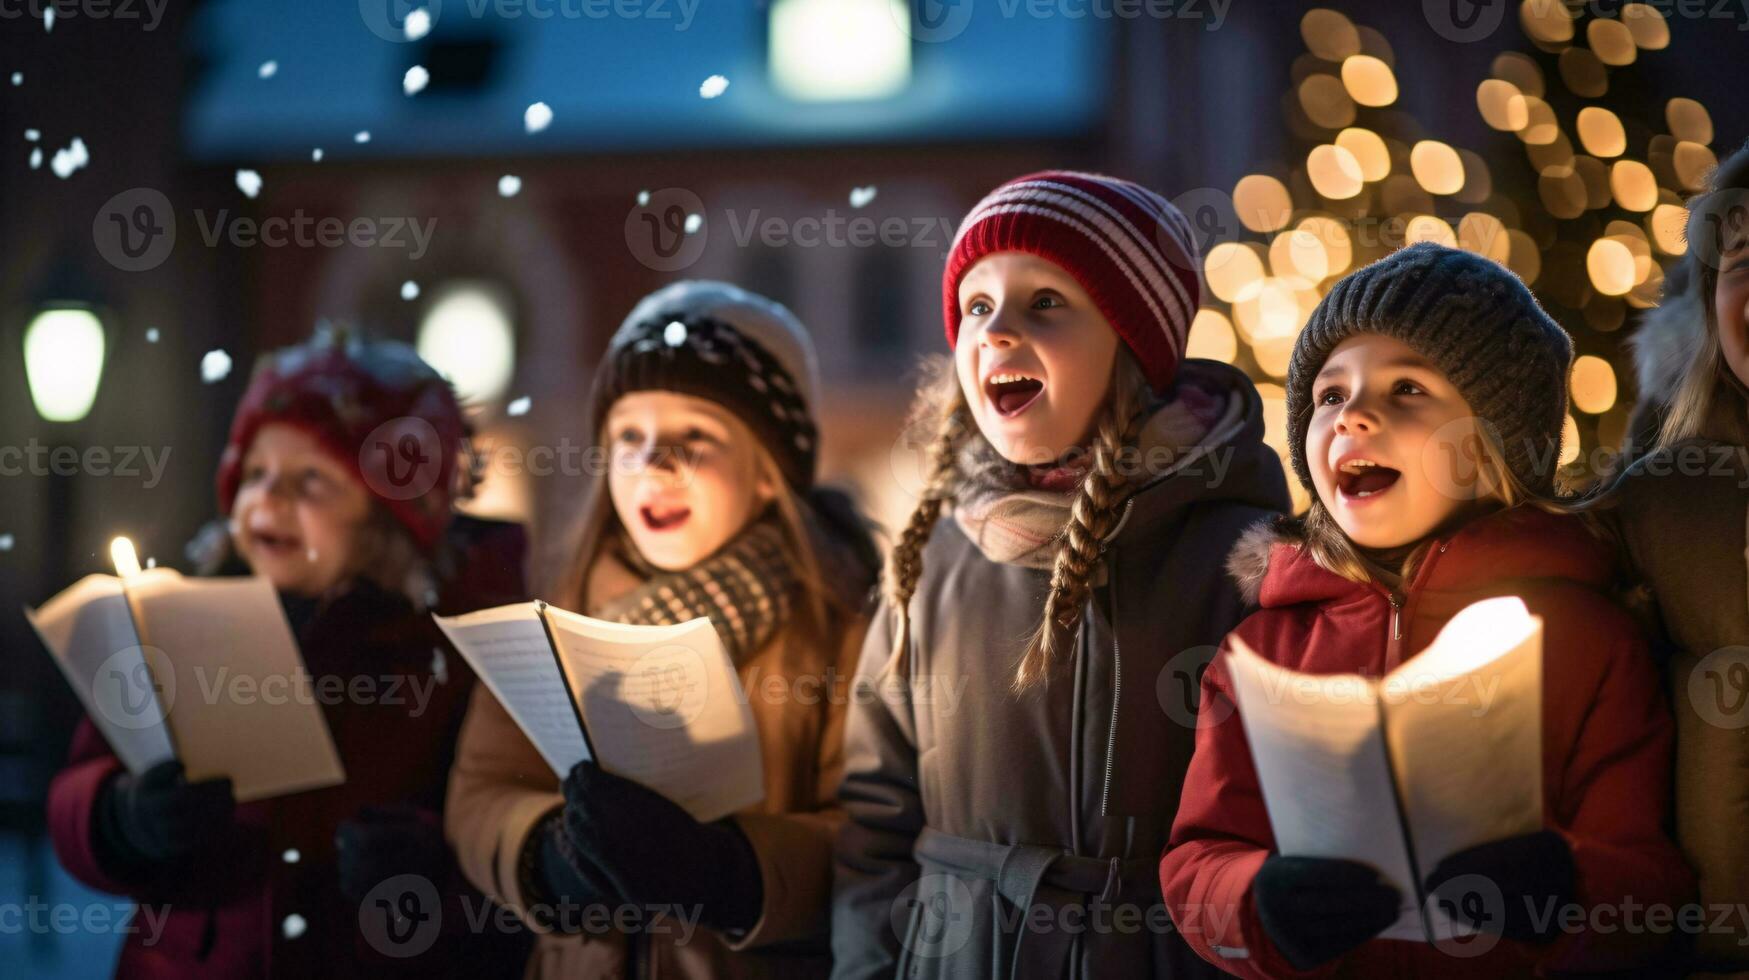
755, 474, 778, 507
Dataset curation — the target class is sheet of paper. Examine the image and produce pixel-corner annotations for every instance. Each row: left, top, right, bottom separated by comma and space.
543, 604, 765, 822
1225, 639, 1426, 939
1383, 597, 1544, 908
26, 574, 176, 774
433, 602, 592, 776
124, 572, 345, 803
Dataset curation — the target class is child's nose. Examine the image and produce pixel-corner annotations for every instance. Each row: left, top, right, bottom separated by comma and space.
1335, 400, 1380, 434
976, 311, 1022, 348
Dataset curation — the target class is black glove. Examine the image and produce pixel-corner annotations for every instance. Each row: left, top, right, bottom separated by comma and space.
95, 760, 235, 870
1425, 830, 1574, 944
560, 761, 763, 933
1252, 855, 1402, 971
519, 809, 619, 932
334, 805, 452, 903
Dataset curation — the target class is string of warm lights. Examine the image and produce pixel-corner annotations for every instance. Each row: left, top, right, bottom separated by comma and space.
1186, 1, 1716, 509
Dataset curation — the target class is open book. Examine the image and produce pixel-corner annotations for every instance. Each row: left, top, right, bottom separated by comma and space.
1226, 596, 1544, 943
433, 601, 764, 823
26, 570, 346, 803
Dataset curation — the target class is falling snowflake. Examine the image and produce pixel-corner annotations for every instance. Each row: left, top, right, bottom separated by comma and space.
9, 72, 20, 86
497, 174, 522, 198
354, 130, 371, 144
0, 533, 13, 552
684, 213, 703, 234
699, 75, 729, 99
201, 349, 233, 383
24, 128, 39, 141
637, 190, 650, 206
311, 147, 323, 162
28, 147, 41, 169
258, 60, 278, 79
403, 65, 429, 96
43, 7, 53, 31
235, 169, 263, 199
401, 280, 420, 301
49, 136, 88, 179
404, 7, 432, 41
849, 185, 877, 208
507, 396, 531, 416
146, 327, 161, 343
524, 102, 553, 134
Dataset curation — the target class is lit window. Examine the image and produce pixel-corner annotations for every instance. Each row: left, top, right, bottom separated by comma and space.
769, 0, 911, 102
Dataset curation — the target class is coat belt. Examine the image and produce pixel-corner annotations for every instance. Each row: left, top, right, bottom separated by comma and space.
912, 826, 1162, 980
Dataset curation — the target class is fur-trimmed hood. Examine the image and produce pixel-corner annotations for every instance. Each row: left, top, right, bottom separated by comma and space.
1629, 254, 1706, 409
1224, 507, 1613, 609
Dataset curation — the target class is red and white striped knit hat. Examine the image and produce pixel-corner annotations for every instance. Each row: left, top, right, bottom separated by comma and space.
943, 170, 1204, 393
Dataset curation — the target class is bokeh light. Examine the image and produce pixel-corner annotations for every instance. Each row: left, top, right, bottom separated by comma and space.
1570, 355, 1618, 414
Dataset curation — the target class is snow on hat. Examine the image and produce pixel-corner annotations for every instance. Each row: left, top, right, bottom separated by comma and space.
591, 281, 822, 489
942, 170, 1204, 393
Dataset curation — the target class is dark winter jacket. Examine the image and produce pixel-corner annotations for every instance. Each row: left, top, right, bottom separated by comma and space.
1605, 281, 1749, 971
46, 516, 532, 980
1161, 507, 1693, 978
831, 359, 1290, 980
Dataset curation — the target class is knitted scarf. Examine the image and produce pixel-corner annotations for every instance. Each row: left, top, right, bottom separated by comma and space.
595, 513, 796, 664
952, 379, 1237, 568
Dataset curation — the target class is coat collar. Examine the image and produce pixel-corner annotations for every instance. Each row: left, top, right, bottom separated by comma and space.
1228, 507, 1615, 610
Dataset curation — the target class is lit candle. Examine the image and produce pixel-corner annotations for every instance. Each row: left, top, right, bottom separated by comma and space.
110, 536, 142, 579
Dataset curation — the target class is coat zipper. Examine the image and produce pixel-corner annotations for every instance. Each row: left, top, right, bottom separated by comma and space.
1100, 552, 1120, 817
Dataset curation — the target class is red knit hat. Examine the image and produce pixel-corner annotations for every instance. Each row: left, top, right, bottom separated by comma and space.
215, 327, 473, 555
943, 170, 1204, 393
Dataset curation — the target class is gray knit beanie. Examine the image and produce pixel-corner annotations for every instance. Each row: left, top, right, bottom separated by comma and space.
1286, 242, 1573, 495
592, 280, 822, 488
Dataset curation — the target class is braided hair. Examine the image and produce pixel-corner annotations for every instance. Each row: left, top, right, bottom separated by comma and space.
882, 352, 1153, 692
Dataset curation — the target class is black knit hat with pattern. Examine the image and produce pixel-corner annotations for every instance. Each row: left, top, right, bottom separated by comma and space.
591, 281, 820, 489
1286, 242, 1574, 496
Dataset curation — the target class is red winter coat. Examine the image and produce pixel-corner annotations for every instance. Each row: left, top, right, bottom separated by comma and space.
45, 516, 531, 980
1160, 507, 1693, 978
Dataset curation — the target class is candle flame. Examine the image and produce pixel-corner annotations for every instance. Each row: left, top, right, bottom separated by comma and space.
110, 536, 142, 579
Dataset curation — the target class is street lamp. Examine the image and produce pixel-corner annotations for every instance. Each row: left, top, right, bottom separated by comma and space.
23, 305, 106, 422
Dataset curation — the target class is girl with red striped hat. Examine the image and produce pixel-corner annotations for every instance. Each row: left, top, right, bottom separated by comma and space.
831, 171, 1290, 980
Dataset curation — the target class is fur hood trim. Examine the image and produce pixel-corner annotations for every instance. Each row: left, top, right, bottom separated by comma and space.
1628, 255, 1706, 408
1225, 515, 1305, 606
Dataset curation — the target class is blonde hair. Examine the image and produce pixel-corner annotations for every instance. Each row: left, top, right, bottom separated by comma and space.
882, 352, 1153, 693
554, 413, 844, 645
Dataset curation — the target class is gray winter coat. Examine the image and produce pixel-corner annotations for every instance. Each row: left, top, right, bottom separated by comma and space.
830, 359, 1289, 980
1607, 275, 1749, 971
